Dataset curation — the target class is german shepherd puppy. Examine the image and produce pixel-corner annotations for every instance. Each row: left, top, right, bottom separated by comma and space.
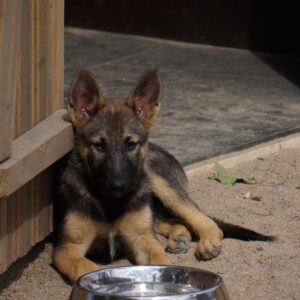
53, 67, 273, 282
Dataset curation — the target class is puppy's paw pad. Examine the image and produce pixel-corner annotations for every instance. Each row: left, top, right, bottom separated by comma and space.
195, 236, 222, 261
166, 235, 191, 254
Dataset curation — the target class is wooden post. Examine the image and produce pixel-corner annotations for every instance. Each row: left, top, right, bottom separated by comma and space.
0, 0, 64, 273
15, 0, 64, 137
0, 0, 20, 162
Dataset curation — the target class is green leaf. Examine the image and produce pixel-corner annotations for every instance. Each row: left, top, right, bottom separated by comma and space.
246, 177, 260, 184
233, 170, 248, 180
212, 163, 238, 184
211, 163, 259, 185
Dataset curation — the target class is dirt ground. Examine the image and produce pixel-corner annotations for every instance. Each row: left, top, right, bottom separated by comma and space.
0, 148, 299, 300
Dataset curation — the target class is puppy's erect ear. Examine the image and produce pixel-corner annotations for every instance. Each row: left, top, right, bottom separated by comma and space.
127, 66, 161, 128
68, 69, 104, 127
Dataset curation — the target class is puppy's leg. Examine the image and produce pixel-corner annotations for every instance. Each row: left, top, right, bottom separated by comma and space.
155, 219, 192, 254
150, 175, 223, 260
115, 206, 170, 265
53, 213, 101, 282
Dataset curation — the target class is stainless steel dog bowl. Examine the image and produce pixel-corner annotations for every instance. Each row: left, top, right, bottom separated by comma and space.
69, 265, 230, 299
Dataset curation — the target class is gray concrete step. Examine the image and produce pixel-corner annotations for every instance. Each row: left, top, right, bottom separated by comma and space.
65, 27, 300, 165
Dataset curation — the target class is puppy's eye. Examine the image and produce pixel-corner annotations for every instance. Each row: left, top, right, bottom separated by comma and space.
125, 140, 138, 151
93, 142, 106, 152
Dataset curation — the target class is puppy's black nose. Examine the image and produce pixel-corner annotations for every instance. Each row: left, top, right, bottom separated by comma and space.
109, 179, 128, 192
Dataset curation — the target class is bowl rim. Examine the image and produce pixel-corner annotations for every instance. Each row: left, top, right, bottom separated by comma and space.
74, 265, 223, 298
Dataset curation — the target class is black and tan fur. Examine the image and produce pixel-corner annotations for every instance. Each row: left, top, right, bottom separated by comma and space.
53, 67, 273, 282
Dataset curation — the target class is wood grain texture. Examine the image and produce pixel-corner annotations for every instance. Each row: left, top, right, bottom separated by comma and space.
0, 0, 64, 273
15, 0, 64, 137
0, 110, 73, 198
0, 0, 20, 162
0, 167, 55, 273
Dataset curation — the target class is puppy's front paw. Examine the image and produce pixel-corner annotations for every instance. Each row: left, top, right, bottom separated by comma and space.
149, 253, 171, 265
166, 235, 191, 254
195, 228, 223, 261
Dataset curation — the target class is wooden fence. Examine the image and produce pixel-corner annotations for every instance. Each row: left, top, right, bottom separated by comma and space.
0, 0, 72, 273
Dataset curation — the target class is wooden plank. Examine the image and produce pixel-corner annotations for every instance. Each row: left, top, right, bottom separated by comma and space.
0, 167, 55, 273
0, 198, 8, 272
0, 110, 73, 198
0, 0, 20, 162
0, 0, 64, 273
15, 0, 64, 137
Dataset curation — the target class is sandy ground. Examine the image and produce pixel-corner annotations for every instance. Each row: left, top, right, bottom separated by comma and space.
0, 148, 299, 300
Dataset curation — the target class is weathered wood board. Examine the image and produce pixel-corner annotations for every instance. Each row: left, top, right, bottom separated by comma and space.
0, 0, 64, 273
0, 0, 20, 162
0, 110, 73, 198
